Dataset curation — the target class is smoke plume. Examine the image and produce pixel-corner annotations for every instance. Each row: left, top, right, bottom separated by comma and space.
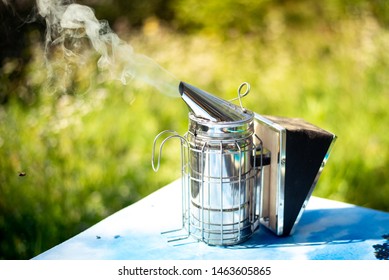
35, 0, 179, 97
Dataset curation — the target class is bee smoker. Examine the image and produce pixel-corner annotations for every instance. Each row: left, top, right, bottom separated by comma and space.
152, 81, 336, 245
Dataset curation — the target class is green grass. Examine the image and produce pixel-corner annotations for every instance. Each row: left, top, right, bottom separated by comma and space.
1, 14, 389, 259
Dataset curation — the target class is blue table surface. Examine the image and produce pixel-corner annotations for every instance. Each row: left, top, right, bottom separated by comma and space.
34, 180, 389, 260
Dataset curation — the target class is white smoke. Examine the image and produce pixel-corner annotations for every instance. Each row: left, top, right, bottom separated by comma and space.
35, 0, 179, 97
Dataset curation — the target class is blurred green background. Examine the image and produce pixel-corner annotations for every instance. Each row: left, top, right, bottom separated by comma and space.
1, 0, 388, 259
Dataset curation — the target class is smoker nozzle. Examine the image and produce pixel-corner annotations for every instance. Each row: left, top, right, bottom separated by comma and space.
179, 81, 251, 122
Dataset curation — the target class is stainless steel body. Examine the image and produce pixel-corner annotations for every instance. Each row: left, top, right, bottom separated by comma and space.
153, 82, 262, 245
183, 112, 260, 245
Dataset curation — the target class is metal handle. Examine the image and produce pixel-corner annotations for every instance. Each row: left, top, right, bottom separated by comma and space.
151, 130, 187, 172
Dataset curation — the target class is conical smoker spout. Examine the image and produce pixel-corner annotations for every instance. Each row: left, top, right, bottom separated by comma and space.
179, 81, 250, 122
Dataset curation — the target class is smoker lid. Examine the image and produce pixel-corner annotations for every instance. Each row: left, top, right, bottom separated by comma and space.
179, 81, 252, 123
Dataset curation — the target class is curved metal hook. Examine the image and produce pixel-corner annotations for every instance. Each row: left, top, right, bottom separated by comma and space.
151, 130, 188, 172
230, 82, 251, 112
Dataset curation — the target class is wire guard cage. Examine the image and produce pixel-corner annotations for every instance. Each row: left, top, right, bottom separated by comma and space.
152, 120, 263, 246
184, 134, 260, 245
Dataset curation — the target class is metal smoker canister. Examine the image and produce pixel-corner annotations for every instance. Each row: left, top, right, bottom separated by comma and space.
185, 110, 260, 245
180, 81, 262, 245
153, 81, 336, 246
